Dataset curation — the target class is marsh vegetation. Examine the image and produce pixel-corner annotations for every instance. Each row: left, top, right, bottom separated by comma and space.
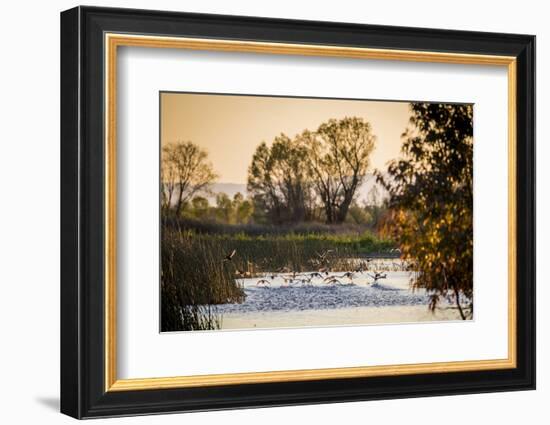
160, 222, 396, 331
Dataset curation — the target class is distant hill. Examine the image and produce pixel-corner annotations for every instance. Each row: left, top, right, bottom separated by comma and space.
207, 173, 388, 205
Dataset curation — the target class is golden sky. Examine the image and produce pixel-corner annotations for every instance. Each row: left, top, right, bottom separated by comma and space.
161, 92, 411, 184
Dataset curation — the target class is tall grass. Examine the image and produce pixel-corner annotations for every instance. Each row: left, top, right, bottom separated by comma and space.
184, 232, 392, 273
164, 216, 386, 238
161, 229, 246, 332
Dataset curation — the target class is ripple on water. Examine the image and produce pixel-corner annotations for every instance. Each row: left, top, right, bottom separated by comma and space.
216, 283, 429, 314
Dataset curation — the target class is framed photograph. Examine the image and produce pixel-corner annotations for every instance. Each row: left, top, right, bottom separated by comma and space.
60, 6, 535, 419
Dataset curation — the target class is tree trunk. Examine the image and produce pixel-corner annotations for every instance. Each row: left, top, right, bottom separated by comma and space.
335, 190, 354, 223
174, 183, 185, 217
320, 191, 335, 224
453, 286, 467, 320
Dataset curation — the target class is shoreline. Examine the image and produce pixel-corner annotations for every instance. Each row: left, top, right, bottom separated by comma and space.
220, 304, 467, 331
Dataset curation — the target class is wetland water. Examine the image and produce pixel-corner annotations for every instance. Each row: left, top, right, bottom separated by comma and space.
216, 266, 465, 330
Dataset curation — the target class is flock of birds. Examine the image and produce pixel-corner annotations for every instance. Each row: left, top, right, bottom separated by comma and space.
222, 248, 408, 288
253, 270, 388, 287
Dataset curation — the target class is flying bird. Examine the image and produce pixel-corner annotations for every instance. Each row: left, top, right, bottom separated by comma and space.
316, 250, 334, 261
337, 272, 356, 281
223, 249, 236, 262
367, 272, 387, 283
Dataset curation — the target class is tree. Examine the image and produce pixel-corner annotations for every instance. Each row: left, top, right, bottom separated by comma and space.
247, 134, 316, 223
215, 193, 234, 223
246, 117, 375, 225
305, 117, 376, 223
190, 196, 210, 219
212, 192, 254, 224
161, 141, 217, 216
233, 193, 254, 224
247, 142, 281, 223
377, 103, 473, 319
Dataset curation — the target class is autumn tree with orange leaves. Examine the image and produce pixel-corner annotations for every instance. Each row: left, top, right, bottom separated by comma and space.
378, 103, 473, 319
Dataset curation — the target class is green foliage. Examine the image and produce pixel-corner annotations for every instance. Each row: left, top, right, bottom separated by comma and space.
378, 103, 473, 318
180, 192, 254, 225
346, 202, 373, 225
247, 134, 317, 223
235, 196, 254, 224
213, 192, 255, 224
190, 196, 209, 219
215, 193, 233, 223
343, 186, 389, 230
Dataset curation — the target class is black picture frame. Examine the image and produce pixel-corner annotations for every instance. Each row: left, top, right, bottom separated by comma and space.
61, 5, 535, 419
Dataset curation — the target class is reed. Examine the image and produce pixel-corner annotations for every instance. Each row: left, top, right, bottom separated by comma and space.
161, 229, 246, 332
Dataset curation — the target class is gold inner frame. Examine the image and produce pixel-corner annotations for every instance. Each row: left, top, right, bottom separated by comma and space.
104, 33, 517, 392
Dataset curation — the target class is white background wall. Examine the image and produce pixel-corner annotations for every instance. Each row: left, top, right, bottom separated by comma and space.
0, 0, 545, 423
